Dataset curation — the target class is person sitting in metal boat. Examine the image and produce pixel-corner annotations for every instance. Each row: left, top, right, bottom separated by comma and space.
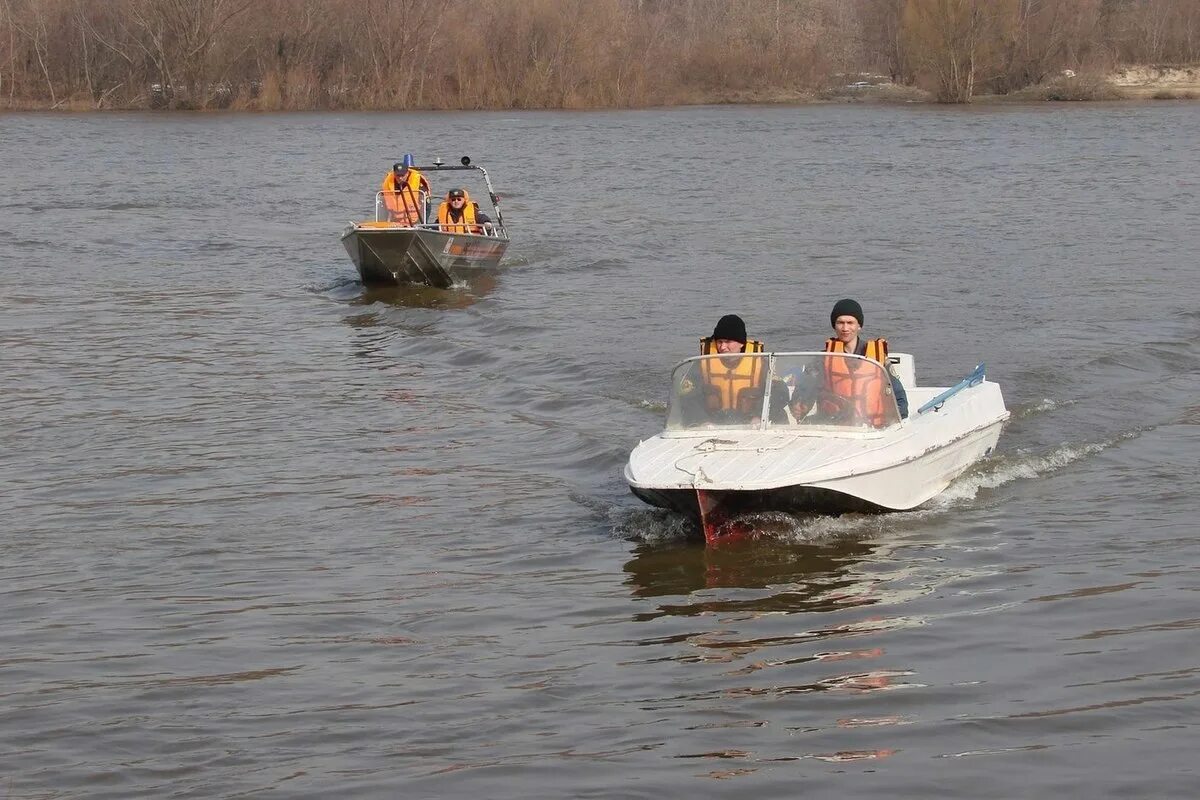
791, 298, 908, 425
678, 314, 788, 426
436, 188, 493, 235
380, 154, 431, 225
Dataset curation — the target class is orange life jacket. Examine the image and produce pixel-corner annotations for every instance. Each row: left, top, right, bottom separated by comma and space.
436, 191, 480, 234
380, 169, 430, 225
823, 338, 893, 427
697, 339, 766, 416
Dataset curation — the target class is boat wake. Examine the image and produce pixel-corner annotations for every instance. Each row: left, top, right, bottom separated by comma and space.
634, 398, 667, 413
1009, 397, 1076, 419
308, 275, 361, 295
932, 431, 1138, 506
308, 271, 494, 310
611, 504, 903, 545
608, 430, 1142, 545
1178, 406, 1200, 425
610, 506, 698, 544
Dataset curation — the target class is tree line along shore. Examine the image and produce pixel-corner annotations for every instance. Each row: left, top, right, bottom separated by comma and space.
2, 0, 1198, 112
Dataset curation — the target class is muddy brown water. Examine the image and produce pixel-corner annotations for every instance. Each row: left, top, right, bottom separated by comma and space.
2, 104, 1199, 798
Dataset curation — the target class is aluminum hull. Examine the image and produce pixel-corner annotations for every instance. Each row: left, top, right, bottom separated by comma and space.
340, 225, 509, 288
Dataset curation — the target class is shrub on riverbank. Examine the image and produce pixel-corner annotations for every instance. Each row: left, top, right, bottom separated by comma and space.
1011, 74, 1124, 102
1152, 89, 1199, 99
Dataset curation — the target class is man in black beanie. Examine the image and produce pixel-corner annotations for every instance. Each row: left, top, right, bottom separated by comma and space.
708, 314, 749, 355
821, 298, 908, 421
674, 314, 788, 426
830, 298, 864, 329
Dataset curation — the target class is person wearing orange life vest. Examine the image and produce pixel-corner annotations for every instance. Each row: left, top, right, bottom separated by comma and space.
816, 298, 908, 426
679, 314, 788, 426
380, 154, 431, 225
435, 187, 493, 234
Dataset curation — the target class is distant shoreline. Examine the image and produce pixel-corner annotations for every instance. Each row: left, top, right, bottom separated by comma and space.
3, 67, 1197, 113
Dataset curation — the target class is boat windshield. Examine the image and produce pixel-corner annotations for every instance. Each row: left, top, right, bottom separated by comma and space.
664, 352, 901, 431
375, 190, 430, 224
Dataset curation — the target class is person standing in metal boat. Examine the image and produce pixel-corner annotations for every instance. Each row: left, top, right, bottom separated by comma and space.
678, 314, 787, 425
380, 154, 431, 225
818, 298, 909, 423
436, 188, 492, 234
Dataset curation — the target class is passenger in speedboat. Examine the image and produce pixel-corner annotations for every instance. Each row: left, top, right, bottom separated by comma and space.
436, 188, 493, 235
678, 314, 788, 426
805, 298, 908, 424
380, 154, 431, 225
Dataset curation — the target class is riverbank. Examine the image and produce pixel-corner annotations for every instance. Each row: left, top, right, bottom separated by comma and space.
3, 66, 1197, 113
814, 66, 1200, 105
1106, 65, 1200, 98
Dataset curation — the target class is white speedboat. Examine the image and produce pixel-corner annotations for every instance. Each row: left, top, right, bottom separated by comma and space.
624, 351, 1009, 543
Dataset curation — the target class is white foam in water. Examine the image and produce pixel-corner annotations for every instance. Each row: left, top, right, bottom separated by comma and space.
610, 504, 892, 544
636, 399, 667, 412
933, 433, 1134, 506
610, 506, 695, 544
1011, 398, 1076, 419
736, 510, 894, 543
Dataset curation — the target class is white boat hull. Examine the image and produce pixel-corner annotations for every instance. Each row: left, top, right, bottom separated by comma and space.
788, 417, 1004, 510
624, 358, 1009, 528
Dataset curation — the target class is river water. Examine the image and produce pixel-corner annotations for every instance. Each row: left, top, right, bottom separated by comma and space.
2, 103, 1199, 798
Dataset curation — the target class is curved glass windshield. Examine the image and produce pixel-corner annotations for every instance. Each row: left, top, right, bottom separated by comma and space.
665, 352, 901, 431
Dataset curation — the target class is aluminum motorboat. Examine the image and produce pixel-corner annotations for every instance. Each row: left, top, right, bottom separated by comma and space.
624, 351, 1009, 543
341, 157, 509, 288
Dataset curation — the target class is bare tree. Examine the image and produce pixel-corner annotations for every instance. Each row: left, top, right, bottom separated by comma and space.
121, 0, 252, 108
902, 0, 1009, 102
0, 0, 1196, 110
4, 0, 58, 105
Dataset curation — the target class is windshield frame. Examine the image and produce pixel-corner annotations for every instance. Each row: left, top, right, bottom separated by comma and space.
662, 350, 902, 434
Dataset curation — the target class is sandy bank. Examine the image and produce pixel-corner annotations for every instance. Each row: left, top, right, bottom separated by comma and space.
809, 64, 1200, 105
1108, 65, 1200, 98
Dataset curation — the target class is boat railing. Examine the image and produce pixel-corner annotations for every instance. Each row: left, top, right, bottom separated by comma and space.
665, 351, 903, 432
417, 221, 508, 238
916, 363, 985, 415
375, 190, 431, 224
371, 191, 508, 238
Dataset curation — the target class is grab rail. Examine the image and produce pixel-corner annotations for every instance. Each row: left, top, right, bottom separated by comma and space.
375, 190, 430, 224
415, 222, 508, 238
917, 363, 985, 415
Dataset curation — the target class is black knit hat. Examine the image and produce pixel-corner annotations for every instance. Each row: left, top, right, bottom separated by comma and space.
712, 314, 747, 344
830, 298, 864, 327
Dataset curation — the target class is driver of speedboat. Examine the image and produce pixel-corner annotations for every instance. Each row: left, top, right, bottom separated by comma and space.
791, 299, 908, 426
678, 314, 788, 426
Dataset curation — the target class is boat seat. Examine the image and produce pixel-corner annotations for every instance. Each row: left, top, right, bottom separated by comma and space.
888, 353, 915, 391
